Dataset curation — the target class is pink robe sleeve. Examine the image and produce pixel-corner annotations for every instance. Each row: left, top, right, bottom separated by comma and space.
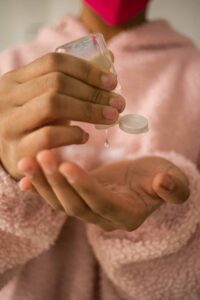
0, 164, 66, 288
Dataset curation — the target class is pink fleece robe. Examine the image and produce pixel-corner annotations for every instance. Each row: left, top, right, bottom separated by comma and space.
0, 15, 200, 300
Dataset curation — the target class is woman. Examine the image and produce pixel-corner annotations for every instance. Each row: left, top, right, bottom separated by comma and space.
0, 0, 199, 299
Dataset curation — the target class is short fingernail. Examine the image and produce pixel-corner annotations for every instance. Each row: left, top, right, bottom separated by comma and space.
36, 152, 58, 175
42, 163, 57, 175
18, 161, 35, 178
160, 175, 175, 191
37, 155, 56, 175
18, 160, 27, 173
60, 165, 76, 184
65, 173, 75, 184
102, 107, 118, 121
101, 73, 117, 90
18, 180, 31, 191
19, 181, 27, 191
25, 171, 36, 179
110, 97, 126, 112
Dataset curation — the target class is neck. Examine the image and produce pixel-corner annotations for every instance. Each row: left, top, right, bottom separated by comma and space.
80, 4, 147, 41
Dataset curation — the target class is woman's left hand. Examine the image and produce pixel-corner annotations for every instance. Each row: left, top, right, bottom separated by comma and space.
18, 151, 190, 232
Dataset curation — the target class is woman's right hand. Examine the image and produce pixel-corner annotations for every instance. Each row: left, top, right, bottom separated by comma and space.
0, 53, 125, 179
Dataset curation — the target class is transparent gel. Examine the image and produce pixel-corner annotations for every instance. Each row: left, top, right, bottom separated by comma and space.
104, 129, 110, 148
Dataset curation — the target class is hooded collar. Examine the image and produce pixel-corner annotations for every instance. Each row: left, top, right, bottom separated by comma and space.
56, 15, 193, 52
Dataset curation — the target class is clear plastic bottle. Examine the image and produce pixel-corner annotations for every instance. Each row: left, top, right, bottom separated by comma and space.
56, 33, 148, 141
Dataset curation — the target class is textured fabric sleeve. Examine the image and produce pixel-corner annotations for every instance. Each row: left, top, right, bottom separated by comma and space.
0, 164, 66, 284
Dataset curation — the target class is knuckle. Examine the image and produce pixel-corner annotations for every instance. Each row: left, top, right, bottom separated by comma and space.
46, 91, 58, 103
41, 126, 54, 147
91, 88, 102, 104
44, 53, 60, 71
96, 203, 114, 216
45, 72, 64, 92
84, 102, 94, 122
101, 91, 110, 105
84, 63, 93, 83
41, 92, 57, 118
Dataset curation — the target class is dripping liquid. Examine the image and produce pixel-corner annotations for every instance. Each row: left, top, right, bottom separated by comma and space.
104, 129, 110, 148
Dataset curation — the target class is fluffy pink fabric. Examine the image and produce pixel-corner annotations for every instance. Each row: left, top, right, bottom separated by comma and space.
0, 15, 199, 299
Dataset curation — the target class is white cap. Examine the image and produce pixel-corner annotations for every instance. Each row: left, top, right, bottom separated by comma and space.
119, 114, 148, 134
95, 114, 148, 134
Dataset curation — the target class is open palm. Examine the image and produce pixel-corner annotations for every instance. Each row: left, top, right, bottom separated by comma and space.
18, 152, 190, 232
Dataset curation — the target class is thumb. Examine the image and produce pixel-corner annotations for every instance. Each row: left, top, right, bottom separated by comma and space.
152, 172, 190, 204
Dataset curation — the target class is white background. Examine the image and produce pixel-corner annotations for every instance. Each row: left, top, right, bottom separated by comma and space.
0, 0, 200, 51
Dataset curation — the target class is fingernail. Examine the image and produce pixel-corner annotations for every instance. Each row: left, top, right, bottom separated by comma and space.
42, 163, 57, 175
25, 170, 36, 179
19, 186, 26, 191
20, 168, 36, 179
102, 107, 118, 121
60, 165, 76, 184
18, 160, 28, 173
101, 73, 117, 90
65, 173, 75, 184
110, 97, 125, 112
160, 175, 175, 191
19, 181, 27, 191
37, 157, 56, 175
36, 152, 57, 175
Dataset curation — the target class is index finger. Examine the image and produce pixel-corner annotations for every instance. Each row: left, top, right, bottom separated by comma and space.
10, 53, 118, 90
59, 162, 120, 221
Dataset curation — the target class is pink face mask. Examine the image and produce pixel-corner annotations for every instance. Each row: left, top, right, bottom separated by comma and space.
84, 0, 151, 26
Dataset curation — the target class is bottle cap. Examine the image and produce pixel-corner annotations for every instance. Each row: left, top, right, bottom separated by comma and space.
95, 114, 148, 134
119, 114, 148, 134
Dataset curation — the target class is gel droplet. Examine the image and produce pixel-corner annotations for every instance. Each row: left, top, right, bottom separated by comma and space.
104, 130, 110, 148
